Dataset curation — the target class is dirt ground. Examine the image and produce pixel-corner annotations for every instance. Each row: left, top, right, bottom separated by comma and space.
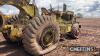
0, 18, 100, 56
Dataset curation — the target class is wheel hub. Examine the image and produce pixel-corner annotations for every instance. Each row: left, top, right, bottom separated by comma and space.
40, 26, 56, 48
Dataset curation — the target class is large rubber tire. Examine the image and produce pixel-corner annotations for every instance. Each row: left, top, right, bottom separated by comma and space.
69, 27, 79, 39
22, 16, 60, 56
68, 23, 80, 39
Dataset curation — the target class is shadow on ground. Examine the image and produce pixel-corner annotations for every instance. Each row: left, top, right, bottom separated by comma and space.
0, 41, 30, 56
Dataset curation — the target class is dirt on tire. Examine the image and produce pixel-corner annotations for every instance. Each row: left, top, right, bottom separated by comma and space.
22, 15, 60, 55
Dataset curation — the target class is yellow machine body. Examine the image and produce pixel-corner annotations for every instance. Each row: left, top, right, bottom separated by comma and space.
0, 0, 78, 42
0, 0, 38, 41
57, 17, 72, 34
41, 8, 75, 34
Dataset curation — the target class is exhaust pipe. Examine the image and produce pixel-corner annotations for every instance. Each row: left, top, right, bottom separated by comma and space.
63, 3, 67, 12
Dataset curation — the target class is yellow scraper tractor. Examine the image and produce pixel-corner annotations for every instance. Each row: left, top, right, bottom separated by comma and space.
41, 4, 81, 39
0, 0, 81, 56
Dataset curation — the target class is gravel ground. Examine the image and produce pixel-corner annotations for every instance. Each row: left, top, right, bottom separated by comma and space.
0, 18, 100, 56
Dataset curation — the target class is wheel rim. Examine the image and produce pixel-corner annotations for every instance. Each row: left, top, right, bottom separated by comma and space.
40, 26, 56, 48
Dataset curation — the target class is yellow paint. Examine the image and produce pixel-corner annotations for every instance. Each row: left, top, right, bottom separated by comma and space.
3, 25, 22, 41
0, 14, 12, 20
3, 15, 12, 20
23, 5, 35, 17
3, 25, 13, 30
57, 17, 72, 33
10, 28, 22, 41
59, 24, 66, 34
66, 24, 72, 32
